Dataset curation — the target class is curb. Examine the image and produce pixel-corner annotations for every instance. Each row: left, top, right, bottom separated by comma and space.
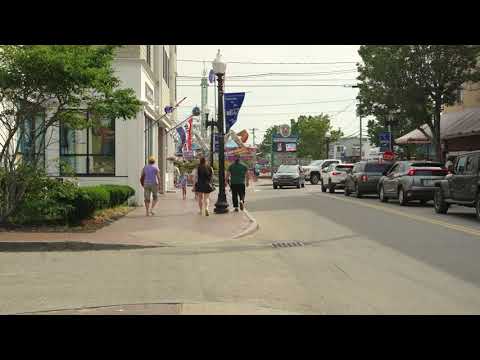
233, 209, 259, 239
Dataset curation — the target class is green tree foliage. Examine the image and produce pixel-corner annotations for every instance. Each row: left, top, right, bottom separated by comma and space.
357, 45, 480, 161
0, 45, 143, 223
292, 114, 343, 159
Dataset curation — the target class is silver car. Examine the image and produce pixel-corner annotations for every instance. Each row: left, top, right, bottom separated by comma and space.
378, 161, 448, 205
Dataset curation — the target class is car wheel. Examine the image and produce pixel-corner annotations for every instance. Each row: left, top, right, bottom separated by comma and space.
310, 174, 319, 185
434, 189, 449, 214
321, 181, 326, 192
355, 183, 362, 198
328, 180, 335, 193
344, 185, 351, 196
398, 187, 408, 206
273, 184, 277, 189
419, 200, 427, 205
379, 185, 388, 203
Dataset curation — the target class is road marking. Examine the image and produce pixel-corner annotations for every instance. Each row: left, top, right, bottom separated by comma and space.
319, 193, 480, 238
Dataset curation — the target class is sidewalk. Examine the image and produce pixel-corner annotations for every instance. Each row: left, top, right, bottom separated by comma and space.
0, 188, 253, 248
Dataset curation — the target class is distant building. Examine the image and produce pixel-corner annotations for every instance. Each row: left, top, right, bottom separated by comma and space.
328, 137, 372, 162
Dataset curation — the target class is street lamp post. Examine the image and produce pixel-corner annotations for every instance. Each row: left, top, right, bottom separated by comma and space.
212, 50, 229, 214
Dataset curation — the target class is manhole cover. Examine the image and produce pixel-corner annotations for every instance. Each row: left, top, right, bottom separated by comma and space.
272, 241, 305, 248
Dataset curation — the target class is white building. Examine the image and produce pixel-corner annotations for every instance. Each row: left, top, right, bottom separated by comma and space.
42, 45, 178, 205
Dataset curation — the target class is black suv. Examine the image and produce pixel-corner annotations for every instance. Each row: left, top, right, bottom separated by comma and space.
434, 151, 480, 220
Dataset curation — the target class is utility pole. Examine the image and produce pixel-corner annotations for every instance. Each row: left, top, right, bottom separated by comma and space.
359, 115, 362, 161
250, 128, 259, 146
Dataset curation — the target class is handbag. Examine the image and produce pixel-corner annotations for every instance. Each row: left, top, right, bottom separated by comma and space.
140, 173, 145, 187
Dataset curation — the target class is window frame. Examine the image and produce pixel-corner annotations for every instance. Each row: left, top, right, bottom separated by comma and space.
17, 111, 46, 166
59, 112, 116, 177
146, 45, 152, 67
455, 156, 467, 175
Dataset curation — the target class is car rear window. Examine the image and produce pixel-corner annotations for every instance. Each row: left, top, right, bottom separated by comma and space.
365, 163, 393, 173
336, 165, 353, 172
410, 162, 444, 168
411, 169, 448, 176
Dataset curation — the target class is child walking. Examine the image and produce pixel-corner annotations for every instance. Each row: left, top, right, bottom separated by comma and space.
179, 172, 188, 200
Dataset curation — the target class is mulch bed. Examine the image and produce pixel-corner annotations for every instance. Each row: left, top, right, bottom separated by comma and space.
0, 206, 135, 233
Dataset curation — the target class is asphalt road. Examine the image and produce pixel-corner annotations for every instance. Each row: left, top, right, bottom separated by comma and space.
2, 179, 480, 314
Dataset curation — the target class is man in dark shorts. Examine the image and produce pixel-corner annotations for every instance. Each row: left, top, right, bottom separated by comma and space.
226, 157, 249, 212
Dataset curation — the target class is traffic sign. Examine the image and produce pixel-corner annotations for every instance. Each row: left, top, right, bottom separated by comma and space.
383, 151, 395, 161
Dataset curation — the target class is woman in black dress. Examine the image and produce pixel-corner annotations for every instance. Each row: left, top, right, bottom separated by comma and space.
194, 157, 214, 216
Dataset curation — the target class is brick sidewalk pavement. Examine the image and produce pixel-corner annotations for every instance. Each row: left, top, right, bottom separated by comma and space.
0, 189, 251, 247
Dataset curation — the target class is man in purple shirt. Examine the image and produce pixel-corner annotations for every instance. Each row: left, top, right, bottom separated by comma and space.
141, 156, 161, 216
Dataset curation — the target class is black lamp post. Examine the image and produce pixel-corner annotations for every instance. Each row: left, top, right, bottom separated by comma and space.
212, 50, 229, 214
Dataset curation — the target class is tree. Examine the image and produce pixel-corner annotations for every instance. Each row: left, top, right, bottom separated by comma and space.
292, 114, 343, 159
357, 45, 480, 161
257, 125, 278, 159
0, 45, 143, 223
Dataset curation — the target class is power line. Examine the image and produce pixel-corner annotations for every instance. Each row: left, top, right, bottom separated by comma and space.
177, 70, 357, 78
178, 78, 358, 83
178, 59, 358, 65
177, 84, 355, 88
178, 98, 356, 109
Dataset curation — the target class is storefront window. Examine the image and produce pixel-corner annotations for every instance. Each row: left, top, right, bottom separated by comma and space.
18, 113, 46, 165
60, 113, 115, 175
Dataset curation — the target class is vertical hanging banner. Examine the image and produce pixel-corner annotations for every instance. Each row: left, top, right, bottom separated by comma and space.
185, 116, 193, 151
176, 126, 186, 146
224, 92, 245, 132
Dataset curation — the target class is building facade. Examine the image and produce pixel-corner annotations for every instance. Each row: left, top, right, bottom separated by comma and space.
42, 45, 178, 205
328, 137, 372, 163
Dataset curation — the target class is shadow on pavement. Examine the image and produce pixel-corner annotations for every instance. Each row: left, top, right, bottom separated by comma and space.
0, 242, 159, 253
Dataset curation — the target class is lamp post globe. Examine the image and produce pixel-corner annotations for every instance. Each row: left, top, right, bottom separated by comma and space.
212, 50, 229, 214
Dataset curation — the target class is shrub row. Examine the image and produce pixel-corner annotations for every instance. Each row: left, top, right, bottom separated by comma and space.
13, 181, 135, 225
71, 185, 135, 222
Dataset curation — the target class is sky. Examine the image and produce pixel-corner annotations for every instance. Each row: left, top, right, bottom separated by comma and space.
176, 45, 364, 146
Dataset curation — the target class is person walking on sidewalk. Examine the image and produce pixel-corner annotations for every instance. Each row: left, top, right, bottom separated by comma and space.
179, 170, 188, 200
140, 156, 161, 216
194, 157, 215, 216
226, 157, 249, 212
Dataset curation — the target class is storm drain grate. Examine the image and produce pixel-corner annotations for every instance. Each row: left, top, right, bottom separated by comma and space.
272, 241, 305, 248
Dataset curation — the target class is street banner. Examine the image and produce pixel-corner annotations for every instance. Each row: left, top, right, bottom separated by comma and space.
224, 92, 245, 132
379, 132, 391, 152
186, 116, 193, 150
176, 126, 186, 146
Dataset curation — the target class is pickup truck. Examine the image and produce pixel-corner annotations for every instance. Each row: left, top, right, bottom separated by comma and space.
433, 150, 480, 220
302, 159, 341, 185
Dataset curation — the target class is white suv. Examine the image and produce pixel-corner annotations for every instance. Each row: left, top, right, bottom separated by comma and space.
304, 159, 342, 185
321, 163, 354, 193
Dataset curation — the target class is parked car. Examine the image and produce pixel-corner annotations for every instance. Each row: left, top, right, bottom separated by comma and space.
433, 150, 480, 220
273, 165, 305, 189
321, 163, 354, 193
344, 160, 394, 198
303, 159, 342, 185
378, 161, 448, 205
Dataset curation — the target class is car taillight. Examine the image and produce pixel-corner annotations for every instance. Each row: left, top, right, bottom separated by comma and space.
332, 171, 341, 176
407, 169, 416, 176
361, 175, 368, 182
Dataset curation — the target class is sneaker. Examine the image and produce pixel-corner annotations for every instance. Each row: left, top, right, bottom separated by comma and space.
150, 210, 155, 216
240, 201, 244, 211
234, 207, 239, 212
205, 208, 210, 216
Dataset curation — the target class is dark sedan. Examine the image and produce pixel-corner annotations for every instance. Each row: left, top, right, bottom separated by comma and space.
273, 165, 305, 189
344, 161, 394, 197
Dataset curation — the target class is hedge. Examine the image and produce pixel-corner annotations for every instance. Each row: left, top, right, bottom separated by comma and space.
69, 185, 135, 222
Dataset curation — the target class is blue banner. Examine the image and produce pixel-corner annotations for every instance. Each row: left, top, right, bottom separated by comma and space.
176, 126, 186, 145
224, 92, 245, 132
